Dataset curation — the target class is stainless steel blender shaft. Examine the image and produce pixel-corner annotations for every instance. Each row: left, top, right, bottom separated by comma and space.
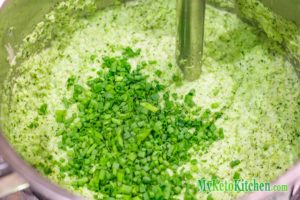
177, 0, 206, 81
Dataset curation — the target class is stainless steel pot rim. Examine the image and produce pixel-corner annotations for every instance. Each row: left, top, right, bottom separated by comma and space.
0, 133, 82, 200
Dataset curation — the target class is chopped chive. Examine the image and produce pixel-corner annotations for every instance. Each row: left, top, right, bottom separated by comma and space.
38, 103, 48, 115
53, 49, 223, 198
140, 102, 159, 112
230, 160, 241, 168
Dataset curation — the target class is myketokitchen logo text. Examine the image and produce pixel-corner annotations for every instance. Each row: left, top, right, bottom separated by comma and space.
198, 178, 288, 192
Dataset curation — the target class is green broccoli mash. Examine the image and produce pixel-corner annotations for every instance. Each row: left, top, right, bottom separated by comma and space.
1, 0, 299, 199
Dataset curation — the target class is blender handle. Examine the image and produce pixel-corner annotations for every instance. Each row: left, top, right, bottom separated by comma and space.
291, 181, 300, 200
240, 162, 300, 200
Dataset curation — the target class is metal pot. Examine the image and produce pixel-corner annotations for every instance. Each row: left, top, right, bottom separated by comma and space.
0, 0, 299, 200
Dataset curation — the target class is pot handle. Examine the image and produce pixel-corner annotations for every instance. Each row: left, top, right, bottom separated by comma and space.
0, 158, 29, 199
0, 172, 29, 198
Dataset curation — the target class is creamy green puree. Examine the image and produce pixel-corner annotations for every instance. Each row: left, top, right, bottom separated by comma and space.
1, 0, 300, 199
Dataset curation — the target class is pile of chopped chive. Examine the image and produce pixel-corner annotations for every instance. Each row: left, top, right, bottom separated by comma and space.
55, 48, 224, 199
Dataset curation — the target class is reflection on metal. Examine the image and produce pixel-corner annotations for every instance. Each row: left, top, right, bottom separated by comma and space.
260, 0, 300, 26
177, 0, 206, 81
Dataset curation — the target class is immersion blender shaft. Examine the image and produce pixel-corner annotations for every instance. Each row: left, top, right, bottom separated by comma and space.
177, 0, 206, 81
